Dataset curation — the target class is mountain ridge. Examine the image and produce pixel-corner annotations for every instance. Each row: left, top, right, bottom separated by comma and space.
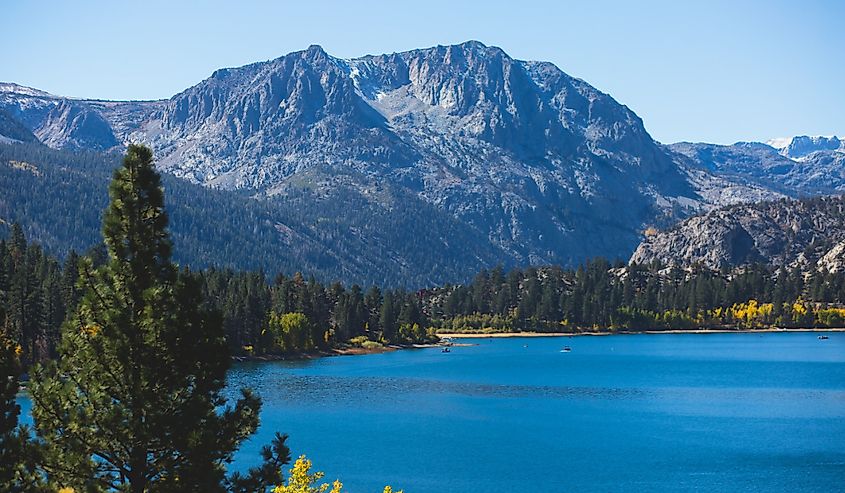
669, 137, 845, 196
1, 41, 705, 266
766, 135, 844, 160
1, 42, 843, 284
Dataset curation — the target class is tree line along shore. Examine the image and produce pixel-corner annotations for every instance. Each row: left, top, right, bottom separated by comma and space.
437, 327, 845, 338
3, 225, 845, 368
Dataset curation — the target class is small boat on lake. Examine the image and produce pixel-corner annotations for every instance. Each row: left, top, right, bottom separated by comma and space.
818, 335, 829, 340
441, 347, 451, 353
561, 346, 572, 353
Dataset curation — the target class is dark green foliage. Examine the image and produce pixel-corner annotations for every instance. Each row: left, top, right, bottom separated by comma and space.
0, 225, 68, 366
334, 285, 366, 342
0, 109, 37, 143
0, 141, 506, 288
4, 227, 845, 362
0, 236, 436, 362
201, 269, 273, 353
379, 291, 400, 343
226, 433, 290, 493
0, 334, 43, 492
27, 145, 285, 492
363, 286, 383, 336
426, 260, 845, 332
0, 335, 24, 489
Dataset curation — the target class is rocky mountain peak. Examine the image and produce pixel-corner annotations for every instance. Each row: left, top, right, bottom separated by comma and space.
0, 82, 56, 98
305, 43, 328, 55
6, 42, 835, 274
766, 135, 844, 159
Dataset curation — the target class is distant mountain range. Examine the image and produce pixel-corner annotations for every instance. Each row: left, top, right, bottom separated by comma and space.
767, 135, 844, 160
669, 139, 845, 197
1, 42, 843, 284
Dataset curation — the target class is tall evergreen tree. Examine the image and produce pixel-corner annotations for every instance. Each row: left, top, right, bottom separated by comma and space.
363, 286, 383, 337
29, 145, 286, 492
379, 292, 399, 343
0, 335, 26, 489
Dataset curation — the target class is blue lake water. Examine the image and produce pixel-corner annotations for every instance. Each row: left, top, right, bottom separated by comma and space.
18, 332, 845, 492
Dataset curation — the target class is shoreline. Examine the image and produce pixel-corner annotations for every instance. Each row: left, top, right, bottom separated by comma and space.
437, 327, 845, 338
232, 342, 449, 363
229, 327, 844, 362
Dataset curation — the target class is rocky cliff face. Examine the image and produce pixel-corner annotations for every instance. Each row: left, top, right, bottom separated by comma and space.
0, 83, 156, 151
767, 135, 844, 160
140, 44, 415, 187
1, 42, 716, 267
669, 140, 845, 196
630, 195, 845, 270
817, 240, 845, 274
34, 100, 121, 150
1, 43, 842, 275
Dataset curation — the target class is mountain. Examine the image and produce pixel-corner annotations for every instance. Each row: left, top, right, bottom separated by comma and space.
1, 43, 842, 285
767, 135, 844, 160
669, 138, 845, 196
7, 42, 714, 265
630, 195, 845, 270
0, 141, 509, 286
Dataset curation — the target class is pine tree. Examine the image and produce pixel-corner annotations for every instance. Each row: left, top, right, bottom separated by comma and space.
397, 292, 423, 329
379, 292, 398, 343
363, 286, 382, 337
0, 335, 25, 489
29, 145, 286, 492
306, 279, 330, 348
471, 269, 490, 313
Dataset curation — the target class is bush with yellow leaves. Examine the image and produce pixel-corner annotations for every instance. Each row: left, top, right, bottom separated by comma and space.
274, 455, 401, 493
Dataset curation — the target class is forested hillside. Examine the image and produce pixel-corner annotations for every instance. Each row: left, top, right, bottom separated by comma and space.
0, 142, 504, 287
5, 225, 844, 368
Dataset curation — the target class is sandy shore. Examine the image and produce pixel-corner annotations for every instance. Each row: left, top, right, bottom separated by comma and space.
437, 328, 845, 338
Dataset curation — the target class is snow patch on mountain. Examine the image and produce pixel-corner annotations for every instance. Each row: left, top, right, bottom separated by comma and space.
0, 83, 56, 98
766, 135, 844, 160
2, 42, 843, 269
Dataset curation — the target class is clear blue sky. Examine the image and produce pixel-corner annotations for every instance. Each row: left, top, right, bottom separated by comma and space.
2, 0, 843, 144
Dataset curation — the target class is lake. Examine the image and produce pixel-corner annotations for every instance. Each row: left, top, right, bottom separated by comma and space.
18, 332, 845, 492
